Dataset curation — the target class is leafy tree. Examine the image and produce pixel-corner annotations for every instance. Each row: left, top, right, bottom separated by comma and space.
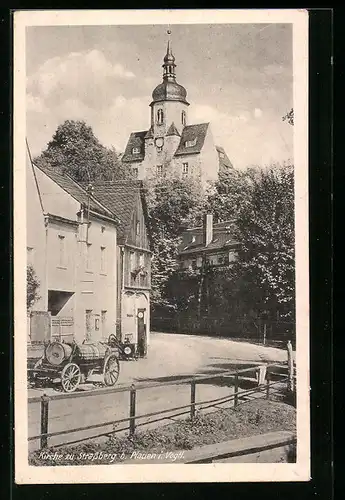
27, 264, 40, 311
282, 108, 294, 126
34, 120, 130, 182
234, 163, 295, 319
144, 176, 206, 306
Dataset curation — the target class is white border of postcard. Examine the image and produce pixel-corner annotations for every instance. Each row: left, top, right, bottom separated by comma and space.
14, 8, 310, 484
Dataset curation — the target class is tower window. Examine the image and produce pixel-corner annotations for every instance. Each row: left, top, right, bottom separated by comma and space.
156, 165, 163, 176
157, 109, 164, 125
182, 162, 189, 175
181, 111, 186, 126
132, 147, 141, 155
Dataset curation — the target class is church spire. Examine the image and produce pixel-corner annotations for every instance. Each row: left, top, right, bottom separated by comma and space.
162, 31, 176, 82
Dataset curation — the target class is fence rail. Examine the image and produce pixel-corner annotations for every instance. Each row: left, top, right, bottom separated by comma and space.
29, 362, 296, 450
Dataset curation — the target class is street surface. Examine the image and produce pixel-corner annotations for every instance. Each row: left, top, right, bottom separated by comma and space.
28, 332, 290, 450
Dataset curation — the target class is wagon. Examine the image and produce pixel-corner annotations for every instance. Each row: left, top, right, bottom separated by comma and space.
28, 336, 120, 393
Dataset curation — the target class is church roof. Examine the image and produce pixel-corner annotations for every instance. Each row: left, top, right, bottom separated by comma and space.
166, 122, 180, 136
144, 127, 154, 139
121, 131, 147, 163
216, 146, 234, 170
89, 180, 147, 245
151, 81, 189, 105
174, 123, 210, 156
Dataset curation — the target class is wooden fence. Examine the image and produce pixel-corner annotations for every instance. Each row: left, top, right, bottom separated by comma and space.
28, 363, 296, 450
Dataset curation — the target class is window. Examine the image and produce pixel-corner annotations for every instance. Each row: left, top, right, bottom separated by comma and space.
86, 243, 92, 271
139, 252, 145, 268
132, 167, 138, 178
156, 165, 163, 176
157, 145, 163, 153
132, 147, 141, 155
130, 251, 136, 286
185, 138, 197, 148
217, 255, 225, 265
136, 221, 140, 236
157, 108, 164, 124
58, 235, 66, 267
181, 110, 186, 126
182, 162, 189, 175
191, 260, 197, 270
100, 246, 106, 273
101, 226, 106, 233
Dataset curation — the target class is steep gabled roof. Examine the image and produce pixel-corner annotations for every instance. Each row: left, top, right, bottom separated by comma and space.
174, 123, 209, 156
166, 122, 180, 137
216, 146, 234, 170
122, 131, 148, 162
34, 162, 115, 219
89, 180, 149, 245
178, 220, 239, 255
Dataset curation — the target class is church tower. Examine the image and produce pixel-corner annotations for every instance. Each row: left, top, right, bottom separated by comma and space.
149, 38, 189, 139
121, 35, 233, 186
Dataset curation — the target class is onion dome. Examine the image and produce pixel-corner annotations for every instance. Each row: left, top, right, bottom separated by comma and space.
151, 41, 189, 106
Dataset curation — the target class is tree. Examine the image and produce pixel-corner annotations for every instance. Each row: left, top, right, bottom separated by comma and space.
27, 264, 40, 312
282, 108, 294, 126
204, 167, 254, 223
34, 120, 130, 182
233, 163, 295, 319
144, 176, 206, 306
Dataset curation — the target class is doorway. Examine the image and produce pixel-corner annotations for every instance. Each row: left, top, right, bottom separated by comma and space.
137, 308, 147, 357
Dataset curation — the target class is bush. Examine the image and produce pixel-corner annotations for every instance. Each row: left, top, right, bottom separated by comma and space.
27, 264, 40, 311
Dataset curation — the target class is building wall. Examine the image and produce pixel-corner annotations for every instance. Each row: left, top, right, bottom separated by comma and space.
34, 166, 81, 220
198, 126, 221, 188
26, 154, 48, 311
34, 166, 118, 344
74, 215, 117, 343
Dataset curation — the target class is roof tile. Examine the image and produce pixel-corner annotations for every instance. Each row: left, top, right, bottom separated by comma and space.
174, 123, 209, 156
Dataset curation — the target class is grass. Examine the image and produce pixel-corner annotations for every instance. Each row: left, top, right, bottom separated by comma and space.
29, 398, 296, 466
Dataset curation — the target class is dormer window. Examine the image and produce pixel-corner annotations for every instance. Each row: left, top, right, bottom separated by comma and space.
181, 110, 186, 126
185, 138, 197, 148
157, 108, 164, 125
132, 147, 141, 155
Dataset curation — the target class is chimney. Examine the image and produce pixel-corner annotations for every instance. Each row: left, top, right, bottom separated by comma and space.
203, 213, 213, 246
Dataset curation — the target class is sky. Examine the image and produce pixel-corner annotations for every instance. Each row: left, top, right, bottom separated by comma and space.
26, 23, 293, 170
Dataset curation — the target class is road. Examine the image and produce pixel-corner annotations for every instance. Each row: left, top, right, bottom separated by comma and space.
28, 332, 290, 450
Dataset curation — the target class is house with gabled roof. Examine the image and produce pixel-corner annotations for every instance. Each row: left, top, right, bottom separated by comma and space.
28, 153, 120, 345
89, 180, 152, 357
178, 214, 240, 271
122, 41, 233, 189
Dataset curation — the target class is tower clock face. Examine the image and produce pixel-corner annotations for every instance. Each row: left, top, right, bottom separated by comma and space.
155, 137, 164, 148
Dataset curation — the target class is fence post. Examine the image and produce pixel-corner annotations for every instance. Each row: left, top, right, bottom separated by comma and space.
40, 393, 50, 449
190, 379, 196, 420
287, 340, 294, 392
234, 373, 239, 407
266, 372, 270, 399
129, 384, 136, 437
